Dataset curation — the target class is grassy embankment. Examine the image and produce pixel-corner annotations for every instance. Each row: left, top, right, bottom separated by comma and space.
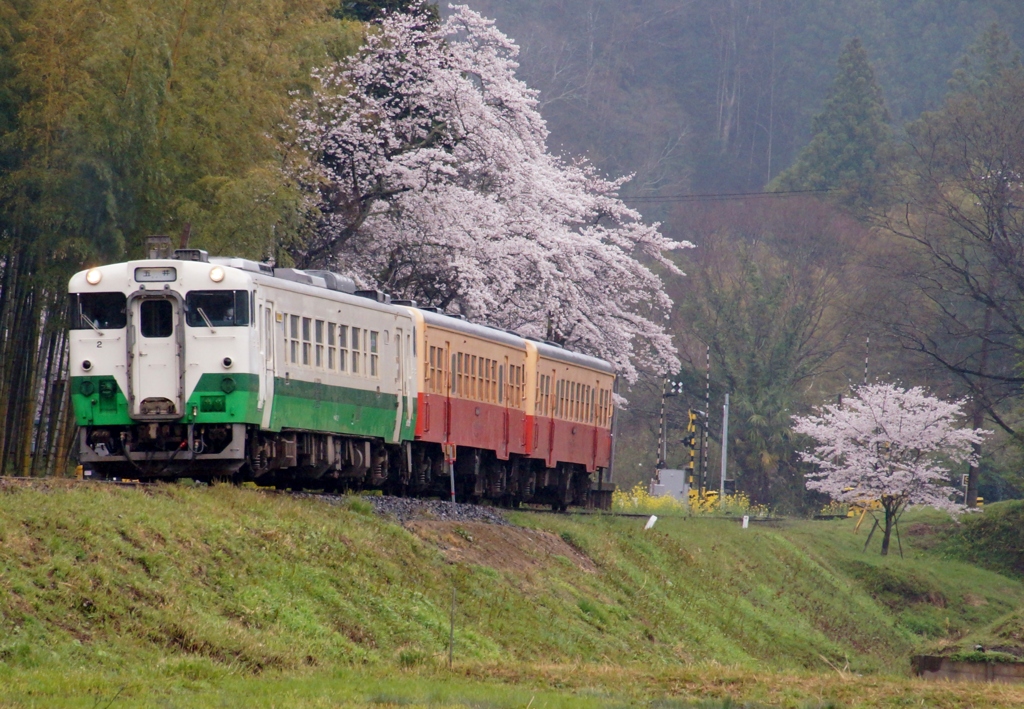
1, 481, 1023, 707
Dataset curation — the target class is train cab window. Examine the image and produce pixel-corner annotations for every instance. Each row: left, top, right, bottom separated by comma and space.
185, 290, 249, 327
370, 331, 379, 377
140, 299, 173, 338
71, 292, 127, 330
328, 323, 337, 370
339, 325, 349, 372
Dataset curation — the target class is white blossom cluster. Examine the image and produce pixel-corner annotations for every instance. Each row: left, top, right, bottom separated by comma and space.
792, 383, 989, 514
291, 5, 689, 381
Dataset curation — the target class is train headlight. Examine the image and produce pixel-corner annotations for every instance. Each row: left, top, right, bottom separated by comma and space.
209, 266, 225, 283
85, 268, 102, 285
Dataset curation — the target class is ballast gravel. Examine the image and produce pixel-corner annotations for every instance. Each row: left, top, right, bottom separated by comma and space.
289, 491, 509, 526
368, 495, 510, 526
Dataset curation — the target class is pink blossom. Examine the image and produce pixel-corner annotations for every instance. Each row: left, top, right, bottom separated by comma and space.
290, 6, 690, 381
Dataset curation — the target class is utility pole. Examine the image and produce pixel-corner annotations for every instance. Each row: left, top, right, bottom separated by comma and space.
720, 393, 730, 498
658, 378, 667, 471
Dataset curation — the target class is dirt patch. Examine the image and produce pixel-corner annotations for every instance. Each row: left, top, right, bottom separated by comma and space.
905, 523, 938, 536
405, 521, 596, 574
963, 593, 988, 607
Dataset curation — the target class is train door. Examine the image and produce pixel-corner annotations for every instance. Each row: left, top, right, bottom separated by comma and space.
443, 342, 453, 443
392, 327, 405, 441
500, 356, 510, 458
591, 380, 599, 471
547, 369, 558, 467
260, 302, 275, 429
127, 293, 182, 419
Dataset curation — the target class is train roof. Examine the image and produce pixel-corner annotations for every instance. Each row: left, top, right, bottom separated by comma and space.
417, 308, 526, 349
531, 339, 616, 374
71, 253, 616, 376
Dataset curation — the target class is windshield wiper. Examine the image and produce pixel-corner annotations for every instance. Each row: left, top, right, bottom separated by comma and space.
196, 307, 216, 333
81, 312, 105, 337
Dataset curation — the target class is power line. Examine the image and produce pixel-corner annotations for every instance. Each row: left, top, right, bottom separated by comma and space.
621, 188, 832, 203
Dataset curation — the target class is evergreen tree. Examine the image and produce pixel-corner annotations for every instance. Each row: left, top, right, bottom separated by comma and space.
769, 38, 892, 211
332, 0, 437, 22
947, 23, 1022, 97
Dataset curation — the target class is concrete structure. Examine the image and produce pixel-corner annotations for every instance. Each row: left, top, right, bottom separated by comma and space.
650, 468, 689, 502
913, 655, 1024, 683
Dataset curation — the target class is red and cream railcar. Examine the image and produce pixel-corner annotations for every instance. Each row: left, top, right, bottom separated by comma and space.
413, 309, 529, 458
525, 341, 615, 474
408, 308, 615, 508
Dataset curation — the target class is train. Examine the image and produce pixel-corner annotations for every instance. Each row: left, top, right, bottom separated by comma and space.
68, 243, 617, 509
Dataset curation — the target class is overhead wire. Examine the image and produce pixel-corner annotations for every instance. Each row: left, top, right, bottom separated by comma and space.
621, 188, 833, 203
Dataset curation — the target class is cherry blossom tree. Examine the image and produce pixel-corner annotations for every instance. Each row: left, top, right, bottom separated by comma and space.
792, 383, 988, 556
290, 4, 689, 381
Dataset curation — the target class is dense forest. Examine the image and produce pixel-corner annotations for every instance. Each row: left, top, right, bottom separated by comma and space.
1, 0, 1023, 512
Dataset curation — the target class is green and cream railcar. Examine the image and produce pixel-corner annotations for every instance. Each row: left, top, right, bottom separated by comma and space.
69, 250, 416, 484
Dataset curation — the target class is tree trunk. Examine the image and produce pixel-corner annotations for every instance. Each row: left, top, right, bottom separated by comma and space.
880, 507, 895, 556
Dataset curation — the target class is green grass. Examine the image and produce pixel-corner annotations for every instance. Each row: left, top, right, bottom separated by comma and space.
2, 483, 1024, 707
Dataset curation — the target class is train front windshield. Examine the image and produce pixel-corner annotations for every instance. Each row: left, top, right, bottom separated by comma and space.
70, 293, 127, 330
185, 290, 250, 327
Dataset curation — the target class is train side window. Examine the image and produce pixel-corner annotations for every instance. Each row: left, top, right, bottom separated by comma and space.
289, 315, 300, 364
428, 346, 436, 392
315, 320, 324, 368
490, 360, 497, 402
327, 323, 336, 370
451, 353, 457, 394
351, 327, 360, 374
498, 364, 504, 403
484, 360, 489, 402
302, 317, 312, 366
339, 325, 348, 372
370, 331, 379, 377
472, 355, 479, 399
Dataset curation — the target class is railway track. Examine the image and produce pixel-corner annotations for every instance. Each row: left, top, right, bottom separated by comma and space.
0, 476, 783, 524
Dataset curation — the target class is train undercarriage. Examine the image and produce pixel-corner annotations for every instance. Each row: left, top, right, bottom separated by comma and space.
79, 424, 614, 510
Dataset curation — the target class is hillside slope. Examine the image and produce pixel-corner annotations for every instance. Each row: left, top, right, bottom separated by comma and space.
2, 482, 1021, 682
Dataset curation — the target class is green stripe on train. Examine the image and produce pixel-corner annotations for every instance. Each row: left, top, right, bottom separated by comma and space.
267, 377, 416, 443
70, 374, 418, 443
70, 376, 131, 426
69, 374, 261, 426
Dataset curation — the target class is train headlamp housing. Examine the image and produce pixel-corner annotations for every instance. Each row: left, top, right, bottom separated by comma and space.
209, 266, 225, 283
85, 268, 102, 285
